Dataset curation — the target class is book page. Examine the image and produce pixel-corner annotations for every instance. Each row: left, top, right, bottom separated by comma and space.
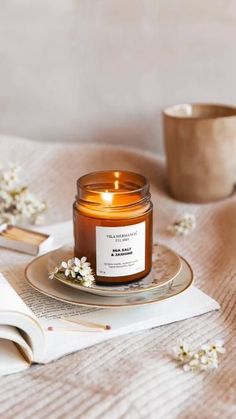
0, 222, 220, 365
0, 339, 29, 376
4, 266, 101, 323
1, 220, 100, 323
2, 260, 220, 365
0, 325, 33, 363
42, 286, 220, 363
0, 273, 33, 317
0, 273, 45, 363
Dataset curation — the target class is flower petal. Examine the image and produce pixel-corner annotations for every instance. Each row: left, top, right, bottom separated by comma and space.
61, 261, 68, 269
74, 257, 81, 266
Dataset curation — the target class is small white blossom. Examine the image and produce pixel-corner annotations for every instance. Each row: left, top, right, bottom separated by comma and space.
172, 338, 225, 373
80, 265, 92, 277
168, 213, 196, 236
49, 256, 95, 287
0, 163, 46, 225
199, 354, 218, 370
183, 356, 200, 372
61, 259, 76, 278
60, 261, 67, 268
201, 340, 226, 356
73, 257, 81, 271
73, 256, 92, 277
1, 164, 21, 187
80, 274, 95, 287
48, 267, 59, 280
173, 339, 193, 362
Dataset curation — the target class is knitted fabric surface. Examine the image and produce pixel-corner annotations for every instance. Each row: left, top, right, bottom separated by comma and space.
0, 136, 235, 419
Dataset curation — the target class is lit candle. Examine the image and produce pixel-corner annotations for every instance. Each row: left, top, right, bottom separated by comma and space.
73, 171, 153, 285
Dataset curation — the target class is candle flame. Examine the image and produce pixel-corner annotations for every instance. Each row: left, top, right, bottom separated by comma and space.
102, 190, 113, 204
114, 180, 119, 190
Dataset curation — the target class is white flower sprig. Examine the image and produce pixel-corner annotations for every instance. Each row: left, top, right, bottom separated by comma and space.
0, 163, 46, 225
49, 256, 95, 288
173, 338, 225, 372
167, 213, 196, 236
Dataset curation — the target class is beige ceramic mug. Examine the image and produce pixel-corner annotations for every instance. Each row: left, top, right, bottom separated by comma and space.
163, 103, 236, 203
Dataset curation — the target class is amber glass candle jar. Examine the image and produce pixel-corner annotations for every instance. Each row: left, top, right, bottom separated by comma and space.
73, 171, 153, 285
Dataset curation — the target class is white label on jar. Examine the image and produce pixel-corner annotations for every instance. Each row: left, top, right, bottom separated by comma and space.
96, 222, 146, 277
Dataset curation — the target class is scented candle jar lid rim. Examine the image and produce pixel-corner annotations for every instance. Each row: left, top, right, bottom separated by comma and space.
76, 170, 150, 208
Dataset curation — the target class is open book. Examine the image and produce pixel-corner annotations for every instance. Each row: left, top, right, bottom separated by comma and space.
0, 222, 220, 376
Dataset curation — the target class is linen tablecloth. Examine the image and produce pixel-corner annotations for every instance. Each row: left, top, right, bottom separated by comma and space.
0, 136, 235, 419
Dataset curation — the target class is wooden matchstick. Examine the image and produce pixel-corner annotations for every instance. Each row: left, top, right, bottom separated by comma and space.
8, 225, 48, 239
61, 317, 111, 331
47, 326, 105, 333
1, 231, 40, 244
7, 227, 42, 239
47, 326, 78, 332
1, 227, 45, 244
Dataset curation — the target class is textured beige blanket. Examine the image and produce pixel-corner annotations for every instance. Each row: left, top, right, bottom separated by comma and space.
0, 136, 235, 419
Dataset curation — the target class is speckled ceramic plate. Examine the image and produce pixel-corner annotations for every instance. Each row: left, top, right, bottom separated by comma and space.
25, 244, 181, 297
25, 254, 193, 308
